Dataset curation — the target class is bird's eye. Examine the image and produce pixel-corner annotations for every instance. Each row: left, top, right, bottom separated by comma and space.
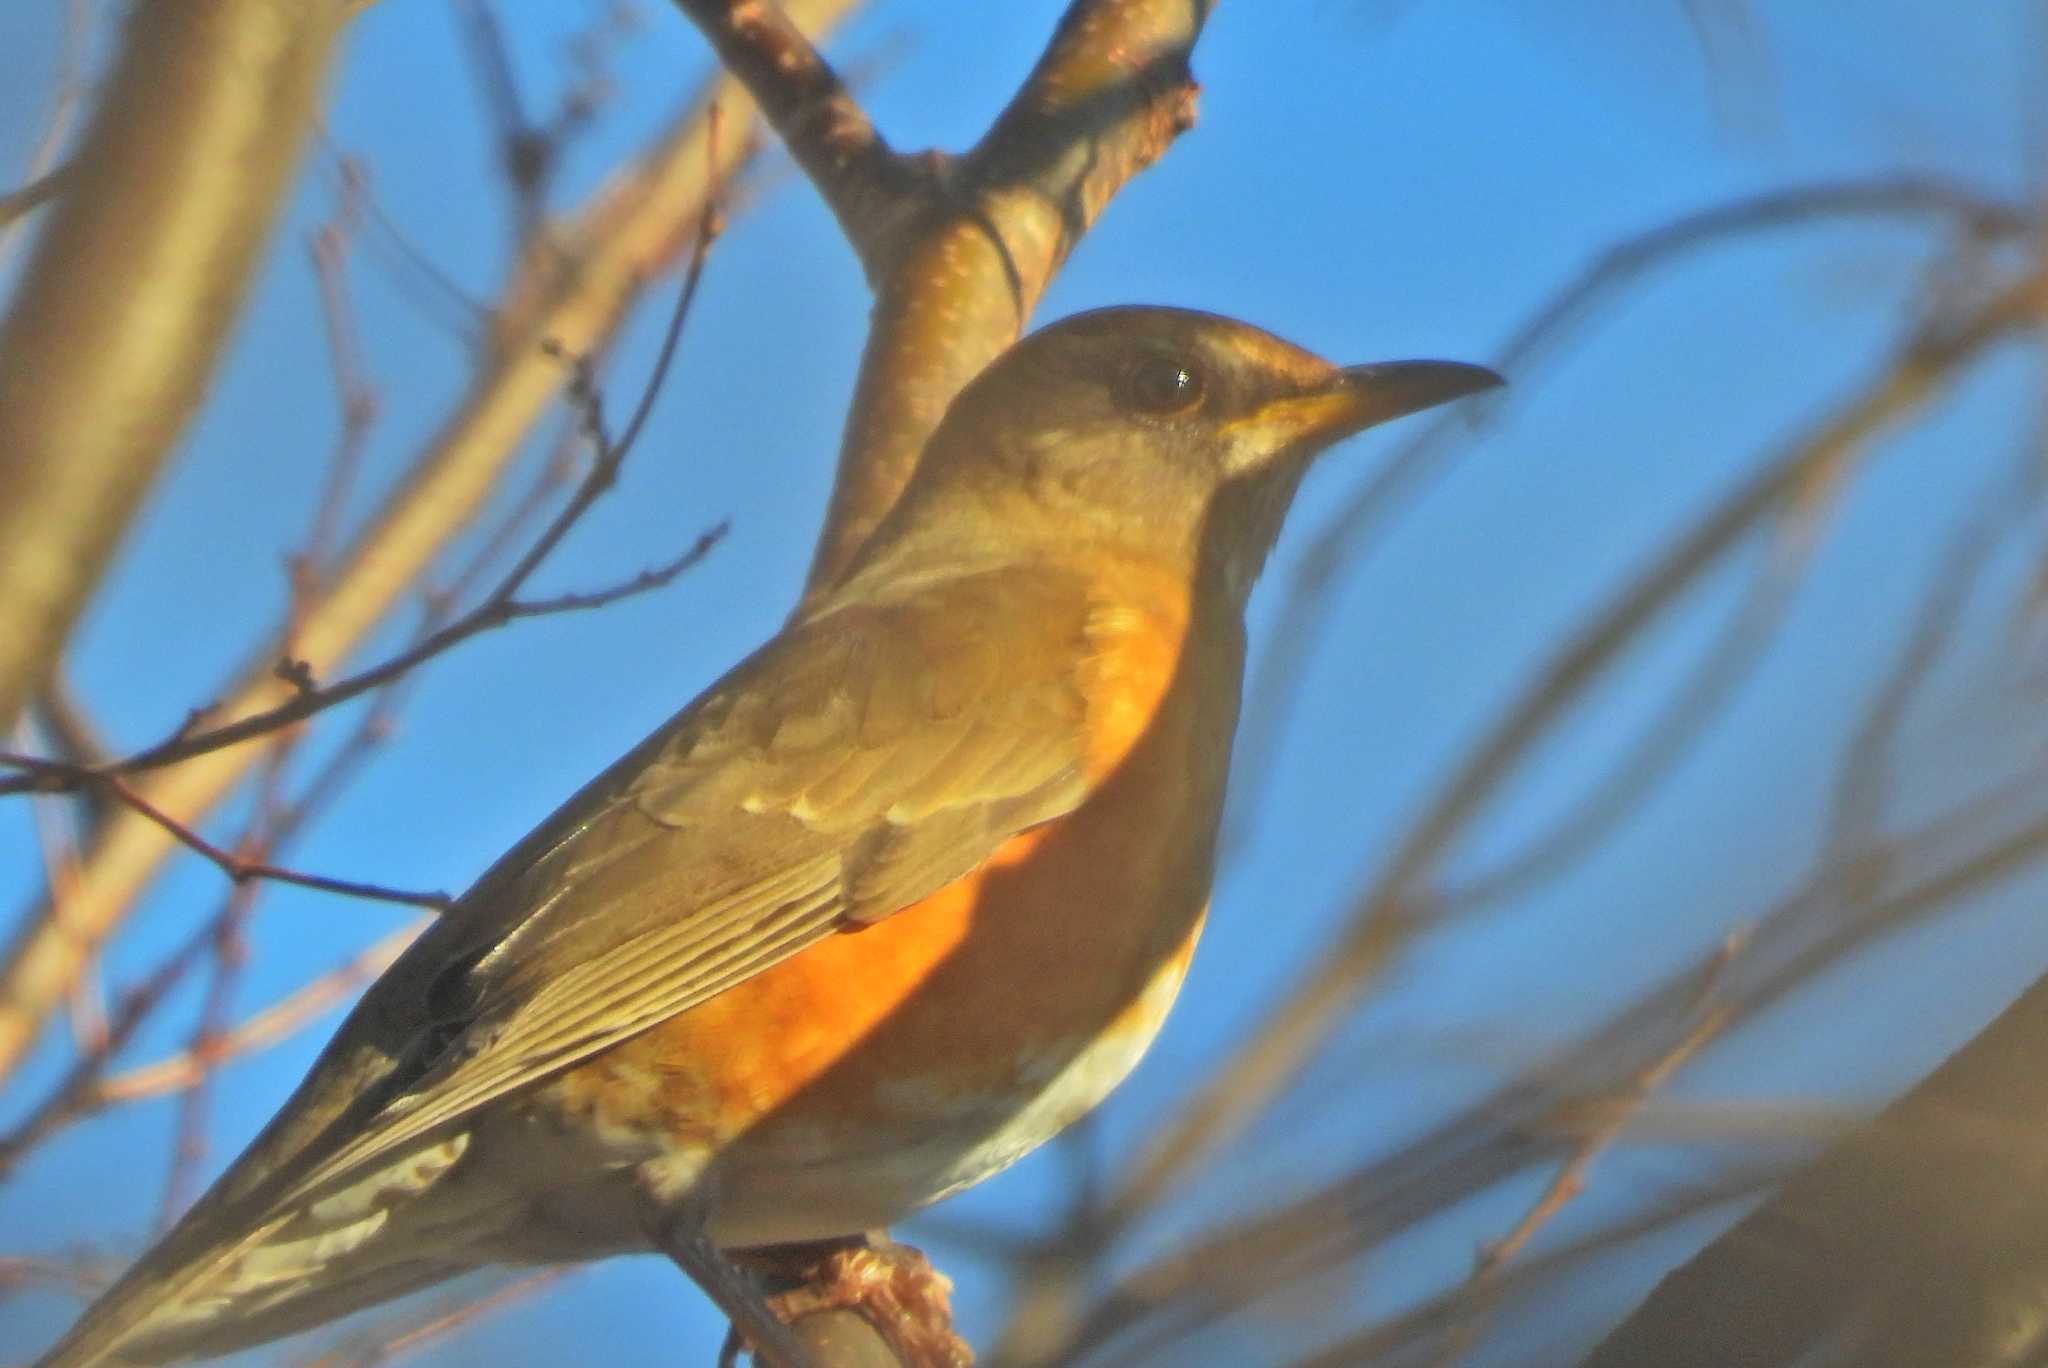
1117, 356, 1206, 416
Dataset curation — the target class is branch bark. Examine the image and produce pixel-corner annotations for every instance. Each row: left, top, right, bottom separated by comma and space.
0, 0, 357, 729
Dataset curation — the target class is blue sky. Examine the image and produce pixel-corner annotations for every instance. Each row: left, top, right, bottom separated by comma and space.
4, 3, 2045, 1364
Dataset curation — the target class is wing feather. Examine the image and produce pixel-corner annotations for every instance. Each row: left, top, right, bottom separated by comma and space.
267, 565, 1099, 1211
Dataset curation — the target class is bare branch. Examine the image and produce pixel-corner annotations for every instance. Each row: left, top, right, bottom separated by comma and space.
668, 0, 1215, 594
0, 0, 359, 728
1233, 177, 2033, 854
293, 1270, 574, 1368
1036, 771, 2048, 1364
672, 0, 907, 273
0, 2, 864, 1082
93, 924, 421, 1106
1586, 962, 2048, 1367
98, 777, 452, 914
1434, 936, 1743, 1366
0, 164, 72, 232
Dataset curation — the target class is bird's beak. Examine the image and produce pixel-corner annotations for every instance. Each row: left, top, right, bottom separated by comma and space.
1229, 360, 1503, 456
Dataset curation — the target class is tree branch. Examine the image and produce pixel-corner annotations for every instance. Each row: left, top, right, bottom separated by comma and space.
0, 0, 863, 1087
97, 777, 453, 914
1101, 269, 2045, 1232
0, 0, 357, 729
671, 0, 1214, 597
1585, 965, 2048, 1367
0, 233, 730, 796
673, 0, 908, 275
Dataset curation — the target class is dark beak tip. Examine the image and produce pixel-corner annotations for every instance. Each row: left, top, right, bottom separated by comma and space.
1337, 358, 1504, 426
1355, 358, 1503, 391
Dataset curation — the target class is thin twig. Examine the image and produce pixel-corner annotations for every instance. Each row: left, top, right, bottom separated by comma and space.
0, 3, 846, 1093
1436, 531, 1806, 912
1432, 933, 1746, 1367
1038, 770, 2048, 1364
1230, 177, 2034, 860
320, 142, 489, 344
0, 0, 94, 260
1101, 268, 2043, 1235
455, 0, 553, 247
0, 164, 73, 232
0, 1252, 115, 1301
100, 776, 453, 912
0, 918, 224, 1176
0, 189, 732, 800
1285, 1166, 1781, 1368
300, 161, 380, 588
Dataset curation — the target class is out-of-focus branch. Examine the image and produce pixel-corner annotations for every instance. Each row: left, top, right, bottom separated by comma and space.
95, 924, 419, 1106
1584, 965, 2048, 1368
1294, 1165, 1779, 1368
0, 166, 72, 233
1231, 178, 2031, 856
0, 0, 862, 1086
1102, 270, 2044, 1232
0, 0, 357, 730
672, 0, 1214, 598
0, 361, 599, 1179
1437, 939, 1741, 1367
0, 523, 726, 800
0, 259, 732, 801
1030, 769, 2048, 1365
1580, 492, 2047, 1368
1435, 526, 1804, 913
293, 1269, 574, 1368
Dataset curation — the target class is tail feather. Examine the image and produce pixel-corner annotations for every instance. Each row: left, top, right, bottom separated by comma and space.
32, 1128, 506, 1367
33, 1213, 479, 1368
101, 1259, 471, 1366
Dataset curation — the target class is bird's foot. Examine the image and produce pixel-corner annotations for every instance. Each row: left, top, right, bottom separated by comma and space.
732, 1235, 972, 1368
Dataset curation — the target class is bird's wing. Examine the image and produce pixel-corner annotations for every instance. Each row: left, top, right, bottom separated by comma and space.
268, 564, 1102, 1210
37, 567, 1116, 1368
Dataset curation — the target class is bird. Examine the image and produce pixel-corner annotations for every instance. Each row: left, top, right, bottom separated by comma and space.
36, 305, 1499, 1366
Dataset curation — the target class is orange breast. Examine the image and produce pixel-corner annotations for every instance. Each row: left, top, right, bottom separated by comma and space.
549, 562, 1225, 1226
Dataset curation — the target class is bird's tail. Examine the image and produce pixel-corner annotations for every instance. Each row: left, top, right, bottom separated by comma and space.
33, 1127, 501, 1367
34, 1248, 469, 1368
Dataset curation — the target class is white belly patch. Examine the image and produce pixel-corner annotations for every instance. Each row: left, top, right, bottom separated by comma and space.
703, 940, 1196, 1247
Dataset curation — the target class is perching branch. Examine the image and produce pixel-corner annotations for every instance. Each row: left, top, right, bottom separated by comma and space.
650, 3, 1216, 1359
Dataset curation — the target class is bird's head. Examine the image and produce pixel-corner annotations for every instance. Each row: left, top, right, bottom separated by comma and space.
909, 305, 1501, 598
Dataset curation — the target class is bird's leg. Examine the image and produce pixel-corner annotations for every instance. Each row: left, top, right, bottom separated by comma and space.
734, 1233, 972, 1367
637, 1170, 814, 1368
